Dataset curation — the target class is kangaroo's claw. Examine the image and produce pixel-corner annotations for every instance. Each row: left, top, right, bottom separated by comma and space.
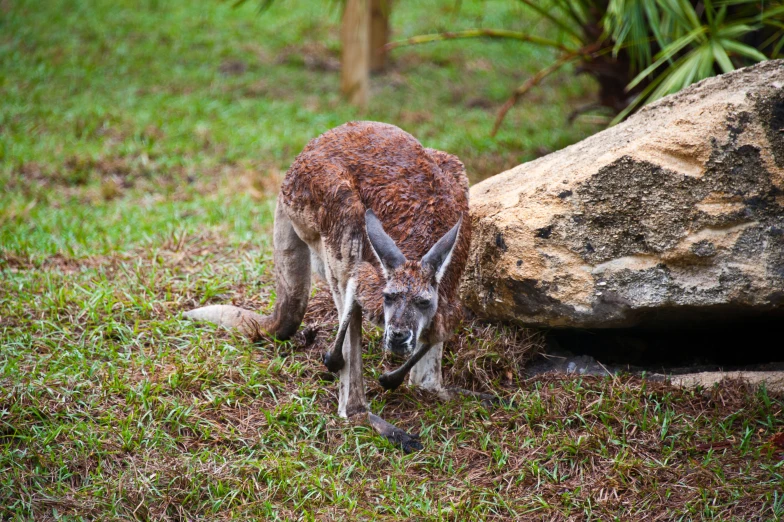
322, 350, 345, 373
397, 432, 424, 454
378, 371, 403, 391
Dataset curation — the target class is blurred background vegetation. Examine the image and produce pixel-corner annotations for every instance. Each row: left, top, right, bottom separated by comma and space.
3, 0, 780, 256
1, 0, 600, 198
387, 0, 784, 129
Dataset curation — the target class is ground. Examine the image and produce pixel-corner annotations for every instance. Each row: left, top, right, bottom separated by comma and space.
1, 0, 783, 520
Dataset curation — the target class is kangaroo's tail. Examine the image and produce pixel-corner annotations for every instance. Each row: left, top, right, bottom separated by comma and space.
183, 202, 311, 342
183, 305, 272, 340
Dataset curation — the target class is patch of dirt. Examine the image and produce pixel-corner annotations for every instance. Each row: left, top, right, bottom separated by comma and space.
9, 153, 174, 197
218, 59, 247, 76
464, 97, 494, 110
397, 109, 432, 125
0, 251, 111, 273
8, 154, 284, 204
0, 229, 259, 279
394, 49, 468, 72
275, 42, 341, 72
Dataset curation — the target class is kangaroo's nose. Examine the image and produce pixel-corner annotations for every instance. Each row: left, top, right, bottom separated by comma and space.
389, 329, 409, 341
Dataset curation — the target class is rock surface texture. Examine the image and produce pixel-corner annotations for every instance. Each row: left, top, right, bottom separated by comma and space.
462, 60, 784, 328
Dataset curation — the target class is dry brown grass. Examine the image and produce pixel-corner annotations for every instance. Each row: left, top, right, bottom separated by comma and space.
3, 240, 783, 519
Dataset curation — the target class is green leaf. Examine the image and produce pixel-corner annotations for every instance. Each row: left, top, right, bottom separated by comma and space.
517, 0, 583, 42
605, 0, 655, 71
715, 23, 761, 40
657, 0, 701, 32
627, 25, 706, 90
697, 44, 717, 78
722, 39, 769, 62
644, 0, 668, 47
704, 0, 715, 27
711, 39, 735, 73
773, 31, 784, 58
648, 47, 707, 103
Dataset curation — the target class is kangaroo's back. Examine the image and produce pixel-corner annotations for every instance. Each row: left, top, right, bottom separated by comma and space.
279, 121, 469, 268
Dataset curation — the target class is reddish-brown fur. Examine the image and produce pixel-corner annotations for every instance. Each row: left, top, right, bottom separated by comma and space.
185, 121, 471, 450
279, 121, 470, 342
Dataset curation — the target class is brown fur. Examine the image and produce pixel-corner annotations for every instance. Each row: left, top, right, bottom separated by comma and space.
279, 121, 470, 344
185, 121, 471, 450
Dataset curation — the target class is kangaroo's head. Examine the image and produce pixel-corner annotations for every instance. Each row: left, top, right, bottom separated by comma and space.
365, 209, 462, 357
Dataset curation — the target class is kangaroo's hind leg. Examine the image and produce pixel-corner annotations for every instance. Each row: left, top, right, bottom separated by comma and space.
184, 201, 311, 341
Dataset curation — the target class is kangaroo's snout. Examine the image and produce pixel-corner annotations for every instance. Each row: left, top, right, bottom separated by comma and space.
386, 328, 414, 355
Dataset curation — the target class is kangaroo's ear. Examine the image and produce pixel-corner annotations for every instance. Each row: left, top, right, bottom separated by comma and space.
365, 209, 407, 278
421, 214, 462, 284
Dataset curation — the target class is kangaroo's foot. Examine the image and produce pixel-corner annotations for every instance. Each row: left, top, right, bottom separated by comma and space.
366, 412, 423, 454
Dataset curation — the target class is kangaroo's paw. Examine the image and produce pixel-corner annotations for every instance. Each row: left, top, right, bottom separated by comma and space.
322, 349, 345, 373
379, 342, 433, 391
378, 371, 404, 391
367, 413, 423, 454
324, 301, 355, 373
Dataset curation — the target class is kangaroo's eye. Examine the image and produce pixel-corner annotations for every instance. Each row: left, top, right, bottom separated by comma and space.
383, 293, 395, 305
415, 298, 431, 308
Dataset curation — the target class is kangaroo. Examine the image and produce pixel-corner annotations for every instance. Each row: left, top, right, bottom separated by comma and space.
184, 121, 471, 452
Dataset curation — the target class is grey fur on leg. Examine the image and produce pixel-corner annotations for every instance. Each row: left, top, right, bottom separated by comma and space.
337, 301, 367, 418
408, 341, 444, 391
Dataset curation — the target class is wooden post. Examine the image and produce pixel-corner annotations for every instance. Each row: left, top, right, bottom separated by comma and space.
370, 0, 391, 73
340, 0, 370, 109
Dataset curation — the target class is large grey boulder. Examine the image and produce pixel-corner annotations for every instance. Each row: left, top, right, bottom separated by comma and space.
461, 60, 784, 328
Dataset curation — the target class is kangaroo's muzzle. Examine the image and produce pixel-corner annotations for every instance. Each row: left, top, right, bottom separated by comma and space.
386, 328, 414, 356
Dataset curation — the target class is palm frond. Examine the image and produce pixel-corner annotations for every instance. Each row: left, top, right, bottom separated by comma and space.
385, 29, 575, 54
721, 39, 770, 61
516, 0, 583, 41
605, 0, 655, 71
627, 25, 706, 90
711, 39, 734, 73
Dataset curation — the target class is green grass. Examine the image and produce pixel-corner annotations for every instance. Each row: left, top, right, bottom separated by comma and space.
2, 0, 784, 519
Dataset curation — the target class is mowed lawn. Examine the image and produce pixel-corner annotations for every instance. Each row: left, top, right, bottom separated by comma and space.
2, 0, 784, 520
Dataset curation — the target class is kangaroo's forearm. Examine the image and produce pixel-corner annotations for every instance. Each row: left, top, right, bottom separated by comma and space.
379, 343, 433, 390
323, 301, 360, 372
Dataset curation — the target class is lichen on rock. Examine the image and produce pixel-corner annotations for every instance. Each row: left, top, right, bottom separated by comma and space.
462, 60, 784, 328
